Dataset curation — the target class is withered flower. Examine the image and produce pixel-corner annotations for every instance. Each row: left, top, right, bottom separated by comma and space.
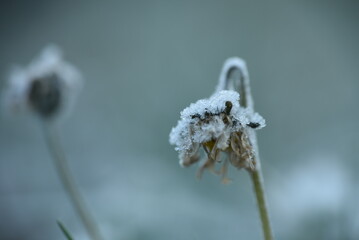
169, 90, 265, 182
174, 58, 273, 239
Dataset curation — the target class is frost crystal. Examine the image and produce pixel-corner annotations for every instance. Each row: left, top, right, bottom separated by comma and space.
3, 45, 83, 120
169, 90, 265, 181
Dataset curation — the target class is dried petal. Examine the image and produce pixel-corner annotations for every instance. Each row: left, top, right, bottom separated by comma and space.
169, 90, 266, 179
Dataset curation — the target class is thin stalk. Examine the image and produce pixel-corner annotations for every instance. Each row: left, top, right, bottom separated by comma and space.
218, 57, 274, 240
43, 122, 103, 240
250, 168, 273, 240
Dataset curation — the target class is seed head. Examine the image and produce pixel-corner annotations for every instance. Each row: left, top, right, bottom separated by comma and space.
3, 45, 83, 121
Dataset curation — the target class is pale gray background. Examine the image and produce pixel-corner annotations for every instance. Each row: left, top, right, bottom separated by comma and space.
0, 0, 358, 239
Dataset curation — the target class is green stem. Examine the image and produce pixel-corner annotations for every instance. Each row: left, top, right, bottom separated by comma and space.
43, 123, 103, 240
249, 168, 273, 240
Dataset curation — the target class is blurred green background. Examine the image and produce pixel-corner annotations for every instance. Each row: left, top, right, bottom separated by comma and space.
1, 0, 358, 239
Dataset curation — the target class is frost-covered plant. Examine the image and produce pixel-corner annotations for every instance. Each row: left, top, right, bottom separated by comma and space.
169, 90, 265, 182
169, 57, 274, 240
3, 46, 103, 240
3, 45, 82, 121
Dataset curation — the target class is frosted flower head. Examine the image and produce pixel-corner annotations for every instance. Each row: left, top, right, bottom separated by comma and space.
3, 45, 83, 120
169, 90, 265, 182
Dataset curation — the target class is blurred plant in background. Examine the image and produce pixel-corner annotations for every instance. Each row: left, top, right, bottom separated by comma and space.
3, 45, 82, 120
3, 46, 103, 240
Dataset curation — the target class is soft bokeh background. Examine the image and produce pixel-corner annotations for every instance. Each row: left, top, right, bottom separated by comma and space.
1, 0, 358, 239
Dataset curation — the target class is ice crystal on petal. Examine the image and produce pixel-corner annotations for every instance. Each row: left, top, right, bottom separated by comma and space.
169, 90, 265, 179
3, 45, 83, 120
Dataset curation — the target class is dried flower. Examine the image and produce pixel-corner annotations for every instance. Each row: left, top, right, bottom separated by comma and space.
3, 45, 82, 120
170, 57, 274, 239
169, 90, 265, 182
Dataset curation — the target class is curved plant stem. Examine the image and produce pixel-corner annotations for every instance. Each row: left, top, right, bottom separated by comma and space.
250, 168, 273, 240
218, 57, 274, 240
43, 122, 103, 240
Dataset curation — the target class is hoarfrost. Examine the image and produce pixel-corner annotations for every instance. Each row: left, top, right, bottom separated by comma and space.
216, 57, 254, 109
169, 90, 265, 166
169, 56, 266, 177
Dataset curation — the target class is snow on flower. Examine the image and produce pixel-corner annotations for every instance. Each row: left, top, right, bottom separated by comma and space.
169, 90, 265, 182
